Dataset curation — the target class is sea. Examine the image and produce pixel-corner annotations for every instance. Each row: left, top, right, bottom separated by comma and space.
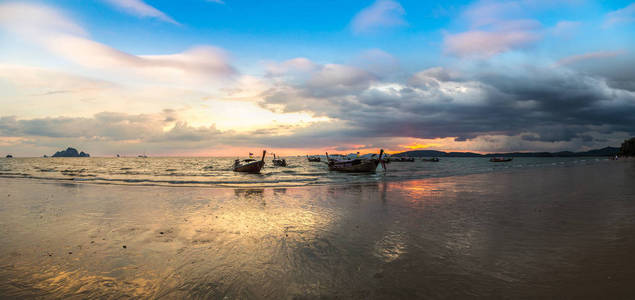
0, 156, 613, 187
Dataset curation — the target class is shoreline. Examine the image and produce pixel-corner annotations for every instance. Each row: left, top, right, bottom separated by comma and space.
1, 160, 634, 298
0, 156, 619, 189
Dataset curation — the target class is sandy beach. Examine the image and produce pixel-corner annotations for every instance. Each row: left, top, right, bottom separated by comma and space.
1, 160, 634, 299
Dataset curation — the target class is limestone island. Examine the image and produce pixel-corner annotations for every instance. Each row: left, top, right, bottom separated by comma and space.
52, 147, 90, 157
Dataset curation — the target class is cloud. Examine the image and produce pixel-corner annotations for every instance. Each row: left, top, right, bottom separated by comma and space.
264, 57, 317, 77
443, 1, 545, 58
259, 57, 635, 149
351, 0, 406, 34
206, 0, 225, 4
555, 50, 626, 66
551, 20, 581, 37
0, 2, 86, 36
605, 3, 635, 27
307, 64, 376, 91
103, 0, 178, 24
462, 1, 524, 28
0, 3, 235, 84
3, 59, 634, 154
354, 49, 400, 76
0, 111, 223, 143
444, 29, 540, 58
559, 51, 635, 92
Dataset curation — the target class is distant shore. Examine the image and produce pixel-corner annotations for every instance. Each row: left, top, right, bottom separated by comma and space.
1, 160, 634, 298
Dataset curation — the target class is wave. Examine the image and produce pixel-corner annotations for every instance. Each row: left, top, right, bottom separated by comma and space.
0, 173, 321, 187
0, 157, 611, 188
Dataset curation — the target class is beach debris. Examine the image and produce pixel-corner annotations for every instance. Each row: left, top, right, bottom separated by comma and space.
122, 245, 127, 249
68, 251, 72, 254
160, 232, 164, 234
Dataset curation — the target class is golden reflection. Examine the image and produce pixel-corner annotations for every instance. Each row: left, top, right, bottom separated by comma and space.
1, 184, 338, 299
393, 178, 460, 207
181, 188, 332, 243
29, 267, 155, 298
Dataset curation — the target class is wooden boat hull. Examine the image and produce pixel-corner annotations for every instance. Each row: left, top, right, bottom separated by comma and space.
273, 160, 287, 167
233, 160, 265, 173
489, 158, 512, 162
393, 157, 415, 162
328, 159, 379, 172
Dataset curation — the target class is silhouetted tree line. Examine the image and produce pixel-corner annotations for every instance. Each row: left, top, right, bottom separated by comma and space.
619, 138, 635, 156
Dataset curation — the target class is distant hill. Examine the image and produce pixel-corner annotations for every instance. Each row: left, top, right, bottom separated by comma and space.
393, 147, 620, 158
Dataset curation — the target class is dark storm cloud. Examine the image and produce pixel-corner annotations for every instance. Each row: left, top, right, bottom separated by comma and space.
2, 59, 634, 154
565, 54, 635, 92
261, 62, 635, 144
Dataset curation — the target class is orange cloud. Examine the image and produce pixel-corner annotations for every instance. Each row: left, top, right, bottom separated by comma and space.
402, 143, 440, 150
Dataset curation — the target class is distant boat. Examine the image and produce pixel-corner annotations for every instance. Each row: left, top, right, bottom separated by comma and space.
138, 155, 147, 158
393, 157, 415, 162
307, 155, 321, 162
233, 150, 266, 173
490, 157, 512, 162
272, 153, 287, 167
326, 149, 385, 172
422, 157, 440, 162
5, 154, 12, 158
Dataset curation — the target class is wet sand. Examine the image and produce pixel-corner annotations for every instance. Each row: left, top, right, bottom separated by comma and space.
1, 160, 634, 299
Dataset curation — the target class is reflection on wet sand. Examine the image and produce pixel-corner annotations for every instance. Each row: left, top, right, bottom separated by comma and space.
0, 161, 634, 298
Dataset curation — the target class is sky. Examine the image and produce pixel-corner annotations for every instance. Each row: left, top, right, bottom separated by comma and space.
0, 0, 634, 156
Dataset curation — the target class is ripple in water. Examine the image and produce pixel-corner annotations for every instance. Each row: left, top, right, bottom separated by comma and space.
0, 156, 612, 187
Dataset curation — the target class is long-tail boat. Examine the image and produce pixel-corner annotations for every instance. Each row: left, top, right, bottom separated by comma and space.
393, 157, 415, 162
307, 155, 321, 162
326, 149, 385, 172
233, 150, 266, 173
272, 153, 287, 167
422, 157, 440, 162
489, 157, 512, 162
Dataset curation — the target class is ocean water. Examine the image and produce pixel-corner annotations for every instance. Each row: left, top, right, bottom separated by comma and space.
0, 156, 612, 187
1, 161, 634, 298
